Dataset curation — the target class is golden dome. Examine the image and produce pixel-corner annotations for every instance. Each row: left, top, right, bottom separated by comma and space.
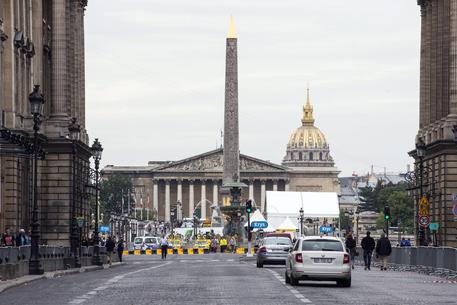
287, 88, 328, 149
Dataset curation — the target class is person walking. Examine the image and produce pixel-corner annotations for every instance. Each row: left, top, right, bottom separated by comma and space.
375, 233, 392, 271
15, 229, 29, 246
2, 228, 15, 247
361, 231, 375, 270
160, 235, 169, 259
220, 237, 227, 253
117, 238, 124, 263
105, 236, 116, 265
345, 233, 357, 269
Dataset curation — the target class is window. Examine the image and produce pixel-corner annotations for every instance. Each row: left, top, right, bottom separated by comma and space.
299, 152, 302, 161
319, 152, 323, 160
302, 239, 343, 251
309, 152, 313, 160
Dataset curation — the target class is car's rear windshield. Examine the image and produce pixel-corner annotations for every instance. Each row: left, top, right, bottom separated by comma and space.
302, 239, 343, 251
145, 238, 157, 243
264, 237, 292, 246
134, 238, 143, 244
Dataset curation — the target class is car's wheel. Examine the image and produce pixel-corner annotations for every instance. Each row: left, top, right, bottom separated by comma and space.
337, 278, 351, 287
285, 270, 291, 284
290, 271, 299, 286
256, 261, 263, 268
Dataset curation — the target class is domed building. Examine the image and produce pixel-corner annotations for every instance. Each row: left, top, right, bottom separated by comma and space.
282, 89, 340, 192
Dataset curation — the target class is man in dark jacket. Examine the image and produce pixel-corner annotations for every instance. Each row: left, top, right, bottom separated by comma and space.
345, 234, 357, 269
105, 236, 116, 265
361, 231, 375, 270
117, 238, 124, 263
375, 233, 392, 271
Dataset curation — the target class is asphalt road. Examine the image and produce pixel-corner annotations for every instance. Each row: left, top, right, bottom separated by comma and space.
0, 254, 456, 305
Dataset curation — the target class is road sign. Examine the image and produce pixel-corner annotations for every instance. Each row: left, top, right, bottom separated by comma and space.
429, 223, 439, 231
418, 216, 430, 228
418, 195, 429, 217
100, 226, 110, 233
76, 217, 85, 228
452, 193, 457, 201
251, 221, 268, 229
319, 226, 333, 233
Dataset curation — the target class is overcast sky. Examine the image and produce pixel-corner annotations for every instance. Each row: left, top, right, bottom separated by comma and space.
84, 0, 420, 177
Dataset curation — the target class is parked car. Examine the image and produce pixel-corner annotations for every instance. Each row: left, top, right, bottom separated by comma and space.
256, 236, 293, 268
285, 236, 351, 287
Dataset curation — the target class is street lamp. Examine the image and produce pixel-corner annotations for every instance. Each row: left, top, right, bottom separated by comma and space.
299, 208, 304, 237
416, 138, 426, 246
354, 210, 360, 244
91, 138, 103, 265
29, 85, 45, 275
177, 200, 182, 225
69, 118, 81, 268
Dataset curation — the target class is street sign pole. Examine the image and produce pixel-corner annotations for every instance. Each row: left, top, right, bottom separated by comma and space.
247, 211, 252, 257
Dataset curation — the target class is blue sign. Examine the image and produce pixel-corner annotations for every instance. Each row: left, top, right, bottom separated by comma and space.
100, 226, 110, 233
319, 226, 333, 233
251, 221, 268, 229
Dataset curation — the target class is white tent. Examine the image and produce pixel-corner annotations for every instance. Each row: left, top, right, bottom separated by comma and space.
276, 217, 297, 232
244, 209, 275, 232
266, 191, 340, 230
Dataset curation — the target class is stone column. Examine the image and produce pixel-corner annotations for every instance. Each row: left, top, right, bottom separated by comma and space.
450, 0, 457, 114
273, 180, 278, 192
248, 179, 254, 200
189, 180, 194, 218
51, 0, 68, 118
201, 180, 206, 220
153, 180, 159, 219
177, 179, 182, 221
165, 180, 170, 222
261, 180, 266, 212
212, 181, 218, 206
285, 179, 290, 191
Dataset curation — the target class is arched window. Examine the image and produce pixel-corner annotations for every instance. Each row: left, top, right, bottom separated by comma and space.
309, 152, 313, 161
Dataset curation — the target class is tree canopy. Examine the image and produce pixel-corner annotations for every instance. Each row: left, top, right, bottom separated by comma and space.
99, 175, 134, 219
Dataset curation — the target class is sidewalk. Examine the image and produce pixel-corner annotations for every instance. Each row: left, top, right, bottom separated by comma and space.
0, 262, 125, 294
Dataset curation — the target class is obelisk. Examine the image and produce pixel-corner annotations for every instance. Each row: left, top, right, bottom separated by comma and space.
223, 17, 240, 185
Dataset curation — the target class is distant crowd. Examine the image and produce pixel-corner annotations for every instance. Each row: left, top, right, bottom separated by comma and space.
0, 228, 30, 247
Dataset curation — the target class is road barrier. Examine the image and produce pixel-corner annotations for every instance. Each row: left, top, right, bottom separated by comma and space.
124, 247, 255, 255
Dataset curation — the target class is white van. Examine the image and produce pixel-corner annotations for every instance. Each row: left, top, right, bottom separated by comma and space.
133, 236, 160, 250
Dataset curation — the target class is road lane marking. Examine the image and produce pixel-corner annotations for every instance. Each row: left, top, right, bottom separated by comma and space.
68, 262, 172, 305
266, 269, 314, 305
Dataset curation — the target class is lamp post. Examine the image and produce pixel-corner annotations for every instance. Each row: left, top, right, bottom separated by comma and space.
29, 85, 45, 275
416, 139, 426, 246
355, 210, 360, 244
68, 118, 81, 268
299, 208, 304, 237
177, 200, 182, 226
91, 138, 103, 265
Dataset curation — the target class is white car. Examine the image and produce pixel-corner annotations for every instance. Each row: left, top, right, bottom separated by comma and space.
285, 236, 351, 287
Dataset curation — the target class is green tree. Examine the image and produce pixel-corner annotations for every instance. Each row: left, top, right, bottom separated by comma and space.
100, 175, 134, 219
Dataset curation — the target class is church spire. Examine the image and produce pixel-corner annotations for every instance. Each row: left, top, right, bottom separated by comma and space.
301, 87, 315, 125
228, 16, 237, 38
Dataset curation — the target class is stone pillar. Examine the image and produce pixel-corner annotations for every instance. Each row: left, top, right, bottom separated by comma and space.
261, 180, 266, 212
153, 180, 159, 218
450, 0, 457, 114
189, 180, 194, 218
201, 180, 206, 220
248, 179, 254, 200
273, 180, 278, 192
177, 179, 182, 221
212, 181, 218, 206
223, 21, 240, 185
165, 180, 170, 222
51, 0, 68, 118
285, 179, 290, 191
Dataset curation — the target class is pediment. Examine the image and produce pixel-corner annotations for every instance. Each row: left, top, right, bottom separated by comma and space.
155, 149, 287, 172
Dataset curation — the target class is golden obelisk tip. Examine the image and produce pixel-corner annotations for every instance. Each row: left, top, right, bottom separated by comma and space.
228, 16, 237, 38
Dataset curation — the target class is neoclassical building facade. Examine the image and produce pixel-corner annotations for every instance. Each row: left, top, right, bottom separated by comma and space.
102, 90, 340, 223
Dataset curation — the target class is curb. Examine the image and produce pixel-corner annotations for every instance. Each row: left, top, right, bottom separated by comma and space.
0, 262, 125, 294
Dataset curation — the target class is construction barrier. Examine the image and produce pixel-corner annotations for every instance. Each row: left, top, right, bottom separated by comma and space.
123, 248, 256, 255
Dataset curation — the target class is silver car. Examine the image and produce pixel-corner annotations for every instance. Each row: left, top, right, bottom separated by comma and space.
256, 236, 293, 268
285, 236, 351, 287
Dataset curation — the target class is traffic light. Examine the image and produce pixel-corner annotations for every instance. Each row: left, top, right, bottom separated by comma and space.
246, 200, 252, 214
384, 205, 391, 221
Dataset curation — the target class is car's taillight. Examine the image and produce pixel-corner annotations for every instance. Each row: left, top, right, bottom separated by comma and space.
343, 253, 350, 264
295, 253, 303, 263
259, 247, 267, 253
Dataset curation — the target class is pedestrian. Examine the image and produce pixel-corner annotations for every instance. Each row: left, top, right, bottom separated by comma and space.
220, 236, 227, 253
400, 238, 407, 247
160, 234, 168, 259
117, 238, 124, 263
105, 236, 116, 265
345, 233, 357, 269
15, 229, 29, 247
361, 231, 375, 270
2, 228, 15, 247
375, 233, 392, 271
